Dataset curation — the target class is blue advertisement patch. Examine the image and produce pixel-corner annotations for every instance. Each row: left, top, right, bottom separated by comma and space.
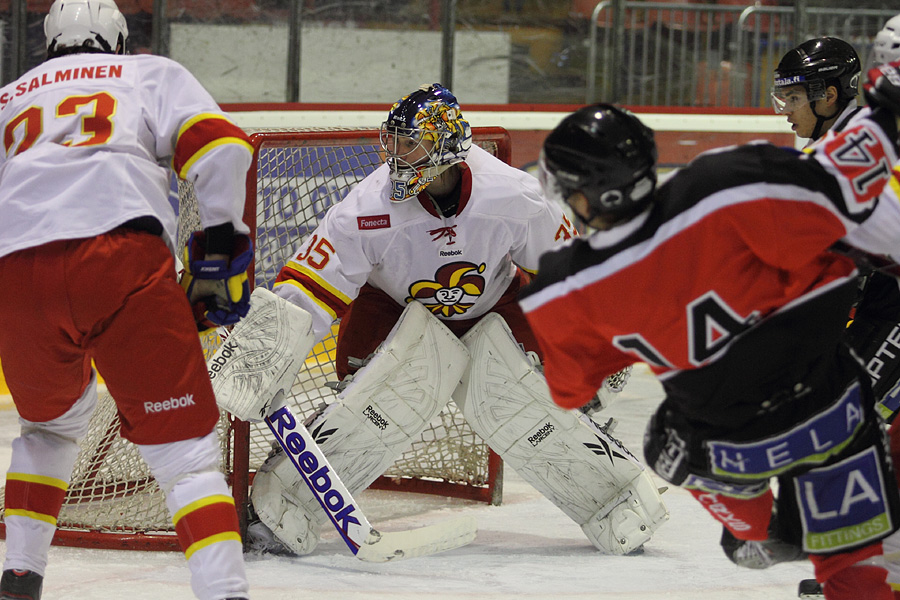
774, 75, 806, 87
794, 447, 892, 553
707, 383, 864, 479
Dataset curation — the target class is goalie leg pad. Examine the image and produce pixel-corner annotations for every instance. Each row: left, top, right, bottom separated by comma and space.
211, 287, 316, 422
249, 444, 323, 555
452, 313, 668, 555
251, 301, 469, 555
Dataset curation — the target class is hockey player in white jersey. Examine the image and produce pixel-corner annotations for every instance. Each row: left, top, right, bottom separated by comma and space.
0, 1, 252, 599
242, 83, 668, 558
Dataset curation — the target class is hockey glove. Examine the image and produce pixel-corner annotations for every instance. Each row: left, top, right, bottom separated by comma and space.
864, 60, 900, 119
180, 231, 253, 331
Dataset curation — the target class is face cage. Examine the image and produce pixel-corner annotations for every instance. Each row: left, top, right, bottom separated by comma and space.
771, 81, 826, 114
380, 123, 452, 201
536, 154, 571, 208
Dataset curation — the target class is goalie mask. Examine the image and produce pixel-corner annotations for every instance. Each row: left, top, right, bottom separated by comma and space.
540, 103, 657, 228
45, 0, 128, 57
379, 84, 472, 202
874, 14, 900, 66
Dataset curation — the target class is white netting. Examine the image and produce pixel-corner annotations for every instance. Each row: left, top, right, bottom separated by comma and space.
3, 128, 503, 545
55, 330, 228, 536
244, 130, 500, 497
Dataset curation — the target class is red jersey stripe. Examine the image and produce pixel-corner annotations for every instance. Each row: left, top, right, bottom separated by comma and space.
173, 114, 252, 178
276, 265, 351, 320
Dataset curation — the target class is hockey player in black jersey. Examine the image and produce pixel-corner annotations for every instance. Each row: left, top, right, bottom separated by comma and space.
775, 25, 900, 600
520, 61, 900, 600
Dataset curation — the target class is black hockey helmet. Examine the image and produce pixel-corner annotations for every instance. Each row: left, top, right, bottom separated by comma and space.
773, 37, 860, 104
539, 103, 657, 227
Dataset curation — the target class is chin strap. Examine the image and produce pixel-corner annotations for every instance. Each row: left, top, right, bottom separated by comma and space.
809, 101, 845, 141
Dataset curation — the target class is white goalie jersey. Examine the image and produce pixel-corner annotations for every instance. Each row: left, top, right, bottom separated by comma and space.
273, 144, 578, 340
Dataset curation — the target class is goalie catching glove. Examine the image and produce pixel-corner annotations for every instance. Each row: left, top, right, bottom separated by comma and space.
180, 229, 253, 331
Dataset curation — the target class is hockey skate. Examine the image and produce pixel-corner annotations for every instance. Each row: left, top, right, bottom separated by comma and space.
720, 525, 806, 569
0, 569, 43, 600
245, 510, 297, 556
797, 578, 823, 598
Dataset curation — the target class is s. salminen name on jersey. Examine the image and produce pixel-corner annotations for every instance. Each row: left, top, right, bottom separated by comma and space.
0, 64, 124, 109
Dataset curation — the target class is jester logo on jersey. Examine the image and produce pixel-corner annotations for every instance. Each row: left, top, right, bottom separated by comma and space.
406, 261, 486, 317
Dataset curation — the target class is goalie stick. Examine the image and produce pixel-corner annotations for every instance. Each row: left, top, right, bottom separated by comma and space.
263, 404, 477, 562
206, 289, 478, 562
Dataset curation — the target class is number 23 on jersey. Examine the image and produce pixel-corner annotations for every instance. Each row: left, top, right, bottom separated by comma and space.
4, 91, 117, 156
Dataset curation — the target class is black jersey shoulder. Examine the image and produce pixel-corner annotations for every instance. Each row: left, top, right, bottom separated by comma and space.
522, 142, 849, 300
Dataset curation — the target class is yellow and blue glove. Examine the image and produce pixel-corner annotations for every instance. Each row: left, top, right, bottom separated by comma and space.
180, 230, 253, 331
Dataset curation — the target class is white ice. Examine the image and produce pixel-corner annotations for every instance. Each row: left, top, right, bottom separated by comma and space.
0, 366, 816, 599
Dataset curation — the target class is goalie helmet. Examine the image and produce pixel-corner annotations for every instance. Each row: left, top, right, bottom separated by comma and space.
773, 37, 860, 106
874, 14, 900, 66
379, 83, 472, 202
45, 0, 128, 57
539, 103, 657, 227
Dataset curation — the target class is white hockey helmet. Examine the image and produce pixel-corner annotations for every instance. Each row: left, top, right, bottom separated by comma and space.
874, 14, 900, 65
44, 0, 128, 55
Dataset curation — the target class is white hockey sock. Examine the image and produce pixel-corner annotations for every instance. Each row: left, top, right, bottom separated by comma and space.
140, 433, 249, 600
3, 373, 99, 575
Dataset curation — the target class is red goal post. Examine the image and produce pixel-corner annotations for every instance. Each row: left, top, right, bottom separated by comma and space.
0, 126, 508, 551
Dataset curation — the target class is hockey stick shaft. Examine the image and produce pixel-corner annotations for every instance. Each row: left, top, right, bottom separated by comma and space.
830, 241, 900, 279
265, 405, 477, 562
265, 405, 372, 555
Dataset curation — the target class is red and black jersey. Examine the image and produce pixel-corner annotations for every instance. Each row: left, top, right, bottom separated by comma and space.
520, 109, 899, 423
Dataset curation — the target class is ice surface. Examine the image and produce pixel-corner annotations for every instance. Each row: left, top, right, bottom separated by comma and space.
0, 366, 815, 599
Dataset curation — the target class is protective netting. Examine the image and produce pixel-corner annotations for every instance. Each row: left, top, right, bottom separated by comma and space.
9, 127, 505, 547
53, 329, 229, 539
245, 130, 501, 500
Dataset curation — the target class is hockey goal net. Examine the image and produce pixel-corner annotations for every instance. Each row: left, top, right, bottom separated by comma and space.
0, 127, 507, 550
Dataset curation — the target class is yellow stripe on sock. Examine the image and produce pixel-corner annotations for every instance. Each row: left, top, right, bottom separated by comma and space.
184, 531, 243, 560
172, 494, 235, 525
4, 508, 57, 526
6, 472, 68, 490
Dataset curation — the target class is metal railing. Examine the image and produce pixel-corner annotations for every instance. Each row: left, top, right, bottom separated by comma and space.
2, 1, 897, 108
587, 1, 897, 107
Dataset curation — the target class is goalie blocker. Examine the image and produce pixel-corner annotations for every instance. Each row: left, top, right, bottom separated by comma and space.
210, 287, 316, 423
